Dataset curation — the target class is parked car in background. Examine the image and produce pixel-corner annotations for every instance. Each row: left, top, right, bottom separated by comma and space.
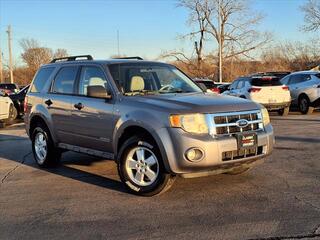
224, 76, 291, 116
0, 83, 20, 94
9, 85, 30, 117
250, 71, 291, 80
217, 83, 231, 93
0, 90, 17, 127
193, 78, 229, 94
281, 71, 320, 114
24, 55, 273, 196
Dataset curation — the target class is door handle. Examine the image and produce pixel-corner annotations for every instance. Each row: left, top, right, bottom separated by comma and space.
74, 102, 84, 110
44, 99, 53, 107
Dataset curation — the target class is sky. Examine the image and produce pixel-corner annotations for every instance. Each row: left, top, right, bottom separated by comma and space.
0, 0, 318, 66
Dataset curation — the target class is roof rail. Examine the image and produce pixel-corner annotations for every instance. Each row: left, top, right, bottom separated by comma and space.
112, 56, 143, 60
50, 55, 93, 63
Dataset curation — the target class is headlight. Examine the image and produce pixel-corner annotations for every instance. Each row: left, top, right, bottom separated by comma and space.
261, 107, 270, 126
169, 113, 208, 134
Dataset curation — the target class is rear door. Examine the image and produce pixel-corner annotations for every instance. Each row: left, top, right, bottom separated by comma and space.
69, 65, 115, 153
45, 65, 79, 144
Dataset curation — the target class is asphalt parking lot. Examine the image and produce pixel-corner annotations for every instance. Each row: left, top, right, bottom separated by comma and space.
0, 111, 319, 240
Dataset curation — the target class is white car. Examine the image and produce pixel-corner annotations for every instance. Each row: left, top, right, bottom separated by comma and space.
0, 90, 17, 127
224, 76, 291, 115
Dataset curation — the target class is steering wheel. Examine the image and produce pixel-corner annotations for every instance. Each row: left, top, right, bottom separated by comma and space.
159, 84, 175, 92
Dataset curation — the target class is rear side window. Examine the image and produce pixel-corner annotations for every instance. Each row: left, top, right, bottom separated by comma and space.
289, 74, 311, 84
52, 66, 78, 94
30, 67, 55, 93
251, 78, 282, 86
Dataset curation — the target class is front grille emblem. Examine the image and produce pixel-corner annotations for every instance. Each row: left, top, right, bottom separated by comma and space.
236, 119, 249, 128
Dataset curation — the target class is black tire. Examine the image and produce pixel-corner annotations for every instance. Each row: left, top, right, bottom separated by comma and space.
117, 135, 175, 196
299, 95, 314, 115
31, 123, 61, 167
6, 104, 17, 124
224, 166, 250, 175
0, 121, 5, 128
278, 107, 289, 116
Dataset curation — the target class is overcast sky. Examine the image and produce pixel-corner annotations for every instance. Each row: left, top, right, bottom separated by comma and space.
0, 0, 319, 65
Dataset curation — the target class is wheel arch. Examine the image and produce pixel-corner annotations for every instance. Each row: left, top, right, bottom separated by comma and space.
114, 124, 172, 173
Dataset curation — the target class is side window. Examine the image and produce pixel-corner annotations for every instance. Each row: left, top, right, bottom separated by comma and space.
230, 81, 238, 90
237, 80, 244, 89
78, 66, 109, 96
289, 74, 307, 85
281, 75, 290, 85
52, 66, 78, 94
30, 67, 55, 93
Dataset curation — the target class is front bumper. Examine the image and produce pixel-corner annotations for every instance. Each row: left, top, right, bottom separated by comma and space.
157, 124, 274, 176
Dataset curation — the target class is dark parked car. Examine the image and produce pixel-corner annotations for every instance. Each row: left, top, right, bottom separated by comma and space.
193, 78, 226, 93
9, 85, 30, 117
0, 83, 20, 94
217, 83, 231, 93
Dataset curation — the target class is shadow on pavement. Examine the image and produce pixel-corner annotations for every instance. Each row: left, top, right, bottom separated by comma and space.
0, 133, 127, 194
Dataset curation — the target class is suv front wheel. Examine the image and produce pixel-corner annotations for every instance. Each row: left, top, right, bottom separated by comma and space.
117, 136, 175, 196
31, 123, 61, 167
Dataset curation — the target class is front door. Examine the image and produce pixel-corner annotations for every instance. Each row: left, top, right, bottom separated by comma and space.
70, 65, 115, 153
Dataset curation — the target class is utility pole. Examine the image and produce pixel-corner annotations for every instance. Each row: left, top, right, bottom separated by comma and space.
218, 0, 223, 83
6, 25, 14, 84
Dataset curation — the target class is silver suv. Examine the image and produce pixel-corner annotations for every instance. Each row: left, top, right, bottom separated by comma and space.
281, 71, 320, 114
24, 55, 274, 196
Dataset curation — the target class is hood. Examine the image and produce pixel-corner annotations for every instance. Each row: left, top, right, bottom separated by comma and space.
126, 92, 261, 114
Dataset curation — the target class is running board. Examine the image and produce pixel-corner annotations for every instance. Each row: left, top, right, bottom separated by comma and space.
58, 143, 114, 159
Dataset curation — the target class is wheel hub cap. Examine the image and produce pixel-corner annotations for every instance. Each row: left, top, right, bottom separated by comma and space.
125, 147, 159, 187
34, 132, 47, 164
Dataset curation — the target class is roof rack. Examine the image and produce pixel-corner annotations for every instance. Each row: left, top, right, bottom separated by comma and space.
112, 56, 143, 60
50, 55, 93, 63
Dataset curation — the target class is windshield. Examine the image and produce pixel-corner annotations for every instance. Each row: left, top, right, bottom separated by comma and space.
108, 63, 202, 95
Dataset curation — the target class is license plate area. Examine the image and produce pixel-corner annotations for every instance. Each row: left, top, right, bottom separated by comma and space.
235, 133, 257, 149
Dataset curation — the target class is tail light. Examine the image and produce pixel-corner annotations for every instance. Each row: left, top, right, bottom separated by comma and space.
248, 87, 261, 93
211, 87, 220, 94
23, 96, 28, 113
282, 86, 289, 90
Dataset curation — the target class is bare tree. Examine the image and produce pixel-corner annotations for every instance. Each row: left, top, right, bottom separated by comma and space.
301, 0, 320, 32
53, 48, 68, 59
20, 38, 68, 75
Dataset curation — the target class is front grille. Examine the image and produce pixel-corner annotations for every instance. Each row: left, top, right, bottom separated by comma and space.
208, 110, 263, 136
222, 146, 264, 161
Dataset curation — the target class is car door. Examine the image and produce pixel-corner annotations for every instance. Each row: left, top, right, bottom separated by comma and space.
287, 74, 308, 103
228, 80, 239, 96
69, 65, 115, 153
44, 65, 79, 144
0, 94, 9, 120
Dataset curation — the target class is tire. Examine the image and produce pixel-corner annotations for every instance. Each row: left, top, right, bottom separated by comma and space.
6, 104, 17, 124
299, 95, 314, 115
225, 166, 250, 175
31, 123, 61, 167
117, 135, 175, 196
278, 107, 289, 116
0, 121, 6, 128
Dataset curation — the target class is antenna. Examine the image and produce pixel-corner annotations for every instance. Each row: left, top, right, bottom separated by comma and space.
117, 30, 120, 56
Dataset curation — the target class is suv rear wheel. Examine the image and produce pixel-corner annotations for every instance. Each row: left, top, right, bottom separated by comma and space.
5, 104, 17, 124
299, 95, 314, 114
117, 136, 175, 196
31, 123, 61, 167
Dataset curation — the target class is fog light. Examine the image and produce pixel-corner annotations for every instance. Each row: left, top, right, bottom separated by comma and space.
185, 148, 204, 162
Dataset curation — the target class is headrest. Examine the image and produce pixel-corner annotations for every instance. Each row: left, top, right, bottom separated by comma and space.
130, 76, 145, 91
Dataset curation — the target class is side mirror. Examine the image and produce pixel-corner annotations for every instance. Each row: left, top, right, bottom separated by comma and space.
87, 85, 112, 99
196, 83, 207, 92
